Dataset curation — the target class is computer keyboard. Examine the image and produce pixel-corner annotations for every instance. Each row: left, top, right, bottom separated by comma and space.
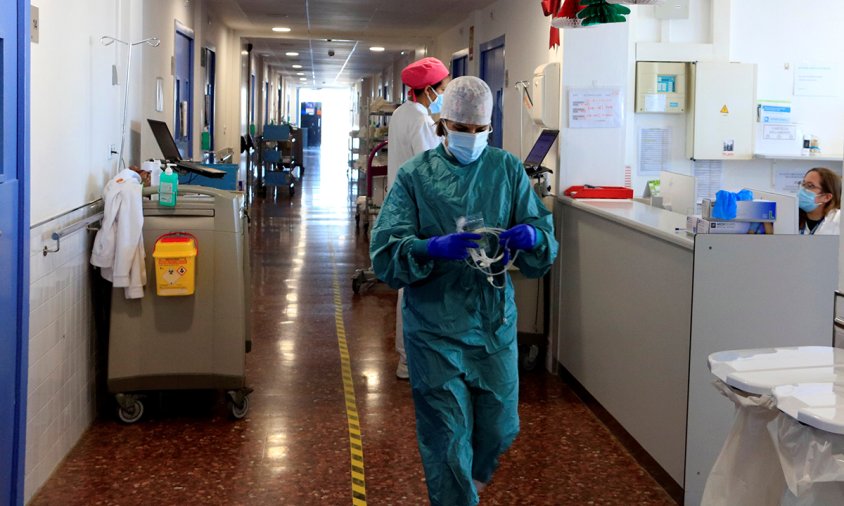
177, 160, 226, 178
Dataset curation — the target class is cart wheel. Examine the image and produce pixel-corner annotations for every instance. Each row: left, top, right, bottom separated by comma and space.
117, 398, 144, 424
520, 345, 540, 372
229, 396, 249, 419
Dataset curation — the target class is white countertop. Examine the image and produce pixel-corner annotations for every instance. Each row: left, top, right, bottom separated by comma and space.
558, 197, 694, 250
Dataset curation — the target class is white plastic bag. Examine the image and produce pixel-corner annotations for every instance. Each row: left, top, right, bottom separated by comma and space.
771, 414, 844, 505
701, 380, 787, 506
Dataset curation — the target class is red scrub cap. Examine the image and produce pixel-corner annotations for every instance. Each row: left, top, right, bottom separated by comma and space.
401, 57, 449, 90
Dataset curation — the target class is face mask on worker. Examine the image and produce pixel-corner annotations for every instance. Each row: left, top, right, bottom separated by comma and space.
446, 127, 490, 165
798, 186, 822, 212
427, 87, 443, 115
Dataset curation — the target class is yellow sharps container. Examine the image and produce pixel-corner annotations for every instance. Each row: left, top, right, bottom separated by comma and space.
152, 233, 198, 296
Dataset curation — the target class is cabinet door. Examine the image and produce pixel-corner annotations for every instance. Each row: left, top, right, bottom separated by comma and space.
688, 62, 757, 160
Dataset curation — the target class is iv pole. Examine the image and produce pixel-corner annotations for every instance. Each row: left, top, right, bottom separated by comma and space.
513, 81, 533, 159
101, 36, 161, 171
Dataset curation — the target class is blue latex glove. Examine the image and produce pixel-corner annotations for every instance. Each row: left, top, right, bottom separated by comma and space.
426, 232, 482, 260
499, 224, 537, 252
712, 189, 754, 220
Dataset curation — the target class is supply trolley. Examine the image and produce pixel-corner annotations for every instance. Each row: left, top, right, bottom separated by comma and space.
352, 140, 388, 294
108, 186, 252, 423
257, 124, 300, 197
355, 139, 388, 234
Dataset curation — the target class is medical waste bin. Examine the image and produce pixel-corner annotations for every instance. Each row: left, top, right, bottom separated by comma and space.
107, 186, 252, 423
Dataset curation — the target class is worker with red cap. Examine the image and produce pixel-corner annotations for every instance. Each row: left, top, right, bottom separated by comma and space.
387, 56, 450, 380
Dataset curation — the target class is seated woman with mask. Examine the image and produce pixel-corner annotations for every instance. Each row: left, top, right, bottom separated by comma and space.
798, 167, 841, 235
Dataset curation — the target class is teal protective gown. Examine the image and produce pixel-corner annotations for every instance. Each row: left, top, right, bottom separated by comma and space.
370, 144, 558, 506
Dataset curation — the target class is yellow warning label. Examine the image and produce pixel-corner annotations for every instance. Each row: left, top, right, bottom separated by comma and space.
720, 104, 729, 114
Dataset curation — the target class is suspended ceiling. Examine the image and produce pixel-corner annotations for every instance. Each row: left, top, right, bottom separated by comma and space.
208, 0, 498, 86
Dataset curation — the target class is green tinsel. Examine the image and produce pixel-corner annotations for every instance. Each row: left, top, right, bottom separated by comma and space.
577, 0, 631, 26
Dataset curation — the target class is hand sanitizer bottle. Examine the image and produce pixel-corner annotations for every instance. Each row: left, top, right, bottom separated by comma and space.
158, 164, 178, 207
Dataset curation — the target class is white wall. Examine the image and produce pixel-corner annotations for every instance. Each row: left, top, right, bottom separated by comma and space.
432, 1, 562, 167
30, 0, 125, 224
624, 0, 844, 195
26, 209, 100, 503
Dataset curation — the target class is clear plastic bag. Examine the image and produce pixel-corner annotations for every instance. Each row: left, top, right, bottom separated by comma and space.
701, 380, 786, 506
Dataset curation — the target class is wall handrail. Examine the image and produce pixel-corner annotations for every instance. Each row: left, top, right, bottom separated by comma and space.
30, 198, 103, 230
42, 212, 104, 256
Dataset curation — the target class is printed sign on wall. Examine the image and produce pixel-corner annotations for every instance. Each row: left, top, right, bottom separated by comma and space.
568, 87, 623, 128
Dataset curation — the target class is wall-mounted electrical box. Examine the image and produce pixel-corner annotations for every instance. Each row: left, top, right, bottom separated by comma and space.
531, 62, 561, 128
686, 61, 757, 160
635, 61, 688, 114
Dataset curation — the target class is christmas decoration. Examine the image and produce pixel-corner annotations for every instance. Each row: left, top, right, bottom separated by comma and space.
550, 0, 586, 30
606, 0, 667, 4
540, 0, 563, 48
577, 0, 631, 26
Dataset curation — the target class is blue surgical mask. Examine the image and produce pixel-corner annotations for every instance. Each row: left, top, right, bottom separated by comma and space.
427, 89, 443, 115
798, 186, 820, 212
446, 128, 490, 165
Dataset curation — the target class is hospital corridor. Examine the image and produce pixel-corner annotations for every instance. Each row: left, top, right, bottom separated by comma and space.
24, 148, 674, 504
6, 1, 844, 505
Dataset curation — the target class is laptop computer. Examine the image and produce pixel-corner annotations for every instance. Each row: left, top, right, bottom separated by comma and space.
147, 119, 225, 178
523, 129, 559, 170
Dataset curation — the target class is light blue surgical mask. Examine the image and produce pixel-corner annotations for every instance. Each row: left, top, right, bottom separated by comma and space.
798, 186, 820, 212
427, 89, 443, 115
446, 127, 490, 165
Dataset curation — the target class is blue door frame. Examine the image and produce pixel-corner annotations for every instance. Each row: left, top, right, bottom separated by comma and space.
174, 23, 194, 158
0, 0, 30, 504
480, 35, 505, 149
451, 53, 468, 78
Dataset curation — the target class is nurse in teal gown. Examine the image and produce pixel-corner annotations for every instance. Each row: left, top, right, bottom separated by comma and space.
370, 76, 558, 506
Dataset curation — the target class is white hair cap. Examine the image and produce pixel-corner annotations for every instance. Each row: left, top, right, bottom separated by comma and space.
440, 76, 493, 126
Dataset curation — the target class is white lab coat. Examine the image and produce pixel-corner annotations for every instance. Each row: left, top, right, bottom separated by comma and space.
386, 100, 441, 188
385, 100, 441, 366
801, 208, 840, 235
90, 169, 147, 298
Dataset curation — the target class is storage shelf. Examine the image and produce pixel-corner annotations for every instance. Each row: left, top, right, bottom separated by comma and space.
754, 153, 844, 162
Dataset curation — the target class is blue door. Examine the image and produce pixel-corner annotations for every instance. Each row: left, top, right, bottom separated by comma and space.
203, 48, 216, 151
0, 0, 30, 503
174, 25, 194, 157
451, 54, 468, 78
264, 81, 269, 125
480, 36, 505, 149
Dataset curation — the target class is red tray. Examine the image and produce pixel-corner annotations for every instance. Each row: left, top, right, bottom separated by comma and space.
564, 185, 632, 199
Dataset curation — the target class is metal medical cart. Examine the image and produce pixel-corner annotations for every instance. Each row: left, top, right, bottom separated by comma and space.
107, 186, 252, 423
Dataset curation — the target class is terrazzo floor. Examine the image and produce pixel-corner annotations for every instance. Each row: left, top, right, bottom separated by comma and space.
29, 143, 677, 505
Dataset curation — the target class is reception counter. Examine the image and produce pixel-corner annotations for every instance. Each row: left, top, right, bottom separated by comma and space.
551, 197, 838, 505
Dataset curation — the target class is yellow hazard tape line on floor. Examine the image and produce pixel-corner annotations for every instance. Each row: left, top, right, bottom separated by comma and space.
333, 269, 367, 506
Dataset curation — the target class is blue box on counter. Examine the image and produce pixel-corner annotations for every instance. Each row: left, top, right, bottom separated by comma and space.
701, 199, 776, 222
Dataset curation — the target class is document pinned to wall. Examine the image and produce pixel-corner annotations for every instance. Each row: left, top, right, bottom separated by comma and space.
794, 64, 840, 97
762, 124, 797, 141
693, 160, 723, 203
775, 168, 805, 194
638, 127, 671, 176
568, 87, 623, 128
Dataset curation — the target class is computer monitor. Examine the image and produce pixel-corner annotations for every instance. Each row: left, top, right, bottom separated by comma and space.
660, 170, 697, 215
523, 129, 559, 168
748, 188, 798, 234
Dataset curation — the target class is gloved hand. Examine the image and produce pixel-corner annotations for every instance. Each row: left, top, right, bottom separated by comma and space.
426, 232, 482, 260
499, 224, 537, 252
